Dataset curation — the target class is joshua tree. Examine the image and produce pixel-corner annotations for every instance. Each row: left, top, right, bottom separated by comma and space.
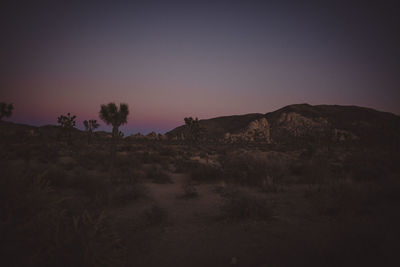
83, 119, 100, 144
99, 103, 129, 157
0, 102, 14, 121
99, 103, 129, 138
184, 117, 203, 143
57, 113, 76, 143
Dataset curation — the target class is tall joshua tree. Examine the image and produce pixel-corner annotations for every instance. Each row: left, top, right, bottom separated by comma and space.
99, 103, 129, 158
83, 119, 100, 144
57, 113, 76, 143
0, 102, 14, 121
99, 103, 129, 138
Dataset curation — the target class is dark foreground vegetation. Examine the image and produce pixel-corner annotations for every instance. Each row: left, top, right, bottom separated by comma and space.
1, 104, 400, 266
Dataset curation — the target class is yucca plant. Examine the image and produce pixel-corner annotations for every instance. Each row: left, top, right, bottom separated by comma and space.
0, 102, 14, 121
83, 119, 100, 144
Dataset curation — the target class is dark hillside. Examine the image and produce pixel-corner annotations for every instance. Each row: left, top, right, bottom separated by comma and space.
167, 104, 400, 146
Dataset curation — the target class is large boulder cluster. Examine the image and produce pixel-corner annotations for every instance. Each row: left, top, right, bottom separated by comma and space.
276, 112, 329, 137
223, 112, 360, 144
224, 118, 271, 144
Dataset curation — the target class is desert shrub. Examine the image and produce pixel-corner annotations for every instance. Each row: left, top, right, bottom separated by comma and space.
307, 180, 370, 217
174, 159, 194, 173
199, 151, 207, 158
41, 166, 69, 188
113, 154, 143, 171
110, 168, 138, 185
67, 170, 111, 207
189, 162, 222, 182
67, 210, 126, 267
289, 160, 309, 176
144, 205, 168, 225
110, 183, 148, 205
0, 169, 126, 267
158, 146, 178, 157
41, 146, 60, 163
260, 176, 282, 193
344, 149, 400, 183
136, 151, 170, 165
220, 189, 273, 220
145, 167, 172, 183
348, 156, 388, 182
291, 158, 330, 185
221, 155, 285, 186
78, 150, 112, 171
180, 181, 199, 198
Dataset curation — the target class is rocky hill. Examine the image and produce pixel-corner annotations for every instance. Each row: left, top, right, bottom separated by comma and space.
167, 104, 400, 146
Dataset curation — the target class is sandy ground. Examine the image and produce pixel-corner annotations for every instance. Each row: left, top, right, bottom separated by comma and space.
106, 172, 338, 267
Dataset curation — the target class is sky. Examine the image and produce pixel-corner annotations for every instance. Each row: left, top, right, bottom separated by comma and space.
1, 0, 399, 134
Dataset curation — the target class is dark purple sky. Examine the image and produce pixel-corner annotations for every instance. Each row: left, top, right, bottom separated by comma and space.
1, 0, 399, 134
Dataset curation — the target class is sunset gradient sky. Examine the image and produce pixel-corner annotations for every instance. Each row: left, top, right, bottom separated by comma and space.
1, 0, 399, 134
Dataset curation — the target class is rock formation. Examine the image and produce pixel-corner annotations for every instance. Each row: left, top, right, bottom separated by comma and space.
224, 118, 271, 143
276, 112, 329, 137
332, 128, 359, 142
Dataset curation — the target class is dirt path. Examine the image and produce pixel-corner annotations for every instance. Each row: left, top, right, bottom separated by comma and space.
112, 172, 240, 267
146, 173, 223, 225
110, 173, 329, 267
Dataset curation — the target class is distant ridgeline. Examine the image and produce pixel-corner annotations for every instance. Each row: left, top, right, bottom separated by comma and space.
166, 104, 400, 147
1, 103, 399, 147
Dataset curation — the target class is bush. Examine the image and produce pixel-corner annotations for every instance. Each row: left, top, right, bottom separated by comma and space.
220, 189, 273, 221
0, 169, 126, 267
110, 168, 138, 185
189, 162, 222, 182
180, 181, 199, 198
67, 170, 111, 207
307, 181, 368, 217
145, 167, 172, 184
158, 146, 178, 158
290, 158, 330, 185
221, 155, 284, 186
41, 166, 69, 188
110, 183, 148, 205
174, 159, 193, 173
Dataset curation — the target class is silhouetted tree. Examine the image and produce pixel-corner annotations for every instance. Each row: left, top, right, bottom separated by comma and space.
99, 103, 129, 156
57, 113, 76, 143
184, 117, 203, 143
0, 102, 13, 121
83, 119, 100, 144
99, 103, 129, 138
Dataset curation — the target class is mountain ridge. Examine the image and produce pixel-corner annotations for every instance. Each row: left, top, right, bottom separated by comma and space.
167, 103, 400, 146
